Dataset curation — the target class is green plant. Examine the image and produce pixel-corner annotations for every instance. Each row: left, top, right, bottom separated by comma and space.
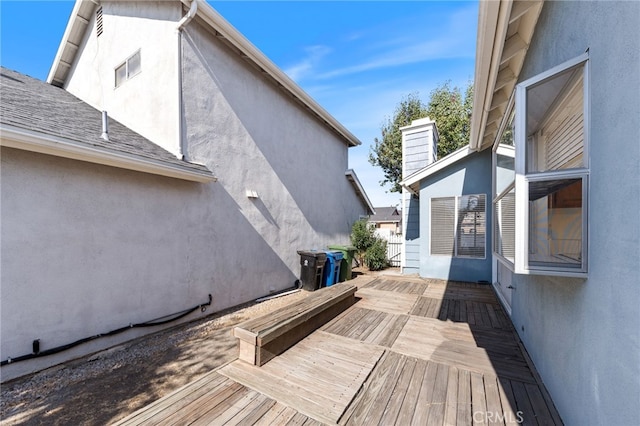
365, 238, 388, 271
350, 219, 375, 265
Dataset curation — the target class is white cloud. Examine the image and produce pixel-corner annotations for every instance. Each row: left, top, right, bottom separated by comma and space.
283, 45, 332, 82
299, 3, 478, 81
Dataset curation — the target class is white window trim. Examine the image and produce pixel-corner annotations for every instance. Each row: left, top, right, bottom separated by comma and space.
492, 99, 516, 270
430, 194, 487, 260
114, 50, 141, 88
515, 52, 590, 278
493, 181, 515, 267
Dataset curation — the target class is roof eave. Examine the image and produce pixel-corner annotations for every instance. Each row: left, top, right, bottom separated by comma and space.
193, 0, 361, 148
345, 170, 375, 215
47, 0, 96, 87
401, 145, 475, 191
469, 0, 544, 152
47, 0, 361, 148
0, 124, 216, 183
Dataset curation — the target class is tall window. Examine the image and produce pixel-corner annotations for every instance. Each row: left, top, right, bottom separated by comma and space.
515, 53, 589, 276
115, 50, 141, 88
493, 115, 516, 265
431, 194, 486, 258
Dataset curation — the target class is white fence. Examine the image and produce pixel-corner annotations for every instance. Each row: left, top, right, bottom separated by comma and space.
385, 234, 402, 267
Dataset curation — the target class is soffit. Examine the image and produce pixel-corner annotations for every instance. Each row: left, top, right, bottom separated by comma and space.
470, 0, 544, 152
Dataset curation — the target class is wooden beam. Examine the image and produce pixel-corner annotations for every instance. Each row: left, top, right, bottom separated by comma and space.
490, 89, 509, 111
495, 66, 516, 90
509, 1, 535, 24
500, 33, 527, 65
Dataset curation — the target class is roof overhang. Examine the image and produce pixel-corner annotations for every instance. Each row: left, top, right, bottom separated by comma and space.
345, 170, 375, 215
469, 0, 544, 152
400, 145, 475, 195
47, 0, 94, 88
47, 0, 361, 148
0, 124, 216, 183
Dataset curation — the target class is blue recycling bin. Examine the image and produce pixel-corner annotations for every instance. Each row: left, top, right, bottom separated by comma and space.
322, 250, 344, 287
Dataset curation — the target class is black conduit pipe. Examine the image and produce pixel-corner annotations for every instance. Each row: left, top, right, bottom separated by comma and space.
1, 294, 212, 366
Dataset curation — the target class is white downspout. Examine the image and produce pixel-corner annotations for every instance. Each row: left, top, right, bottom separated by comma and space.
176, 0, 198, 160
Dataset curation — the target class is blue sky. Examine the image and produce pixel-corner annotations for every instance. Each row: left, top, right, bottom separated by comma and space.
1, 0, 478, 208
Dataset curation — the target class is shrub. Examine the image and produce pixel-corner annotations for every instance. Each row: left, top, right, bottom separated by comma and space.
365, 238, 388, 271
350, 219, 375, 265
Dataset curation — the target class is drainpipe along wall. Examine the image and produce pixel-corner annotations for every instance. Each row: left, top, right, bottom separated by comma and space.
176, 0, 198, 160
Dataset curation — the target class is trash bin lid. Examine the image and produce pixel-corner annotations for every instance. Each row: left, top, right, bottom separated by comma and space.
297, 250, 327, 259
324, 250, 344, 260
328, 245, 356, 251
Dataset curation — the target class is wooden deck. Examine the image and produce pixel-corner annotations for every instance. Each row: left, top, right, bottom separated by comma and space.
115, 276, 562, 425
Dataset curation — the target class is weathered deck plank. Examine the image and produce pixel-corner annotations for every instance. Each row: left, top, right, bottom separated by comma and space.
116, 276, 562, 426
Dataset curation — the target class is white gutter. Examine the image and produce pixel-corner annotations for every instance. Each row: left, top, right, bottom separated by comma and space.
1, 124, 216, 183
177, 0, 198, 29
175, 0, 198, 160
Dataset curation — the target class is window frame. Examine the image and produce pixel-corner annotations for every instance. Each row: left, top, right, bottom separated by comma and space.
514, 52, 590, 277
492, 98, 516, 269
114, 50, 141, 88
430, 194, 487, 259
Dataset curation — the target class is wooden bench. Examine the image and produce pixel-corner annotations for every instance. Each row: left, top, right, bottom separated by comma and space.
233, 283, 358, 366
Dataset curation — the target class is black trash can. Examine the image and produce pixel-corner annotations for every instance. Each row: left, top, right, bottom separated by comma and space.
297, 250, 327, 291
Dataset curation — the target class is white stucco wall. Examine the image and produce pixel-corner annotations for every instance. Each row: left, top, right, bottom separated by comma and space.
64, 1, 182, 156
2, 3, 367, 381
505, 2, 640, 424
1, 148, 220, 380
179, 20, 363, 272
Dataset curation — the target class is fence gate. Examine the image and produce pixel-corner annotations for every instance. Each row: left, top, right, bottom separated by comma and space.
386, 234, 402, 267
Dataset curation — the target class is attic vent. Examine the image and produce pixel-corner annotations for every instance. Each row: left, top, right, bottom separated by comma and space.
96, 7, 103, 37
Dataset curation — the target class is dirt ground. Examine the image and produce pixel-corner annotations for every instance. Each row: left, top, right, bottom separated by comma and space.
0, 286, 315, 425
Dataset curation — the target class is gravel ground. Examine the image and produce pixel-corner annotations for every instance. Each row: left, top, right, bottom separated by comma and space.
0, 288, 311, 425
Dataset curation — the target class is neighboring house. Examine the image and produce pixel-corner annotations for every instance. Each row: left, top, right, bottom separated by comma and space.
367, 206, 402, 237
1, 0, 373, 382
403, 1, 640, 424
401, 145, 514, 283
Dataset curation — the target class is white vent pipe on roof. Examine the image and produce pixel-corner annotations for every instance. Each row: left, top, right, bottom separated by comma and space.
175, 0, 198, 160
101, 110, 109, 141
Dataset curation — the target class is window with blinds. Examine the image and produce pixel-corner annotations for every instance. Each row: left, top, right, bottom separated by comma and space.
494, 188, 515, 262
431, 197, 455, 256
431, 194, 486, 258
515, 53, 589, 276
528, 68, 584, 173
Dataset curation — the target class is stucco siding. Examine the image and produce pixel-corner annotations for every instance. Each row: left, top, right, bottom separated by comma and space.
419, 150, 492, 282
180, 20, 363, 271
509, 2, 640, 424
1, 5, 368, 381
1, 148, 225, 380
64, 1, 182, 156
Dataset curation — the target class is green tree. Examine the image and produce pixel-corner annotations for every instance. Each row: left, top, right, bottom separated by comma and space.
369, 82, 474, 193
369, 93, 428, 193
426, 80, 474, 158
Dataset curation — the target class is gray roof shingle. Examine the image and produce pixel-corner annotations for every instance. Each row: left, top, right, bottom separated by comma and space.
369, 207, 401, 223
0, 67, 213, 177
